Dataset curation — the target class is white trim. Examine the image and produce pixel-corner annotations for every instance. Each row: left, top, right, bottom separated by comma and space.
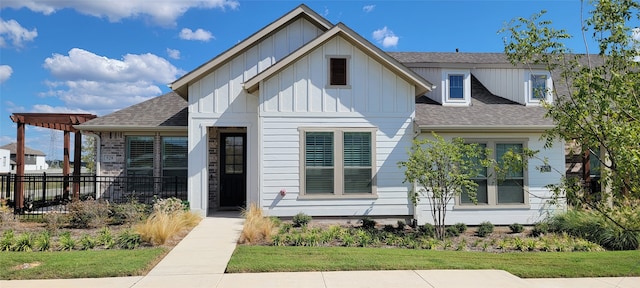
325, 55, 352, 89
441, 69, 471, 106
524, 70, 553, 105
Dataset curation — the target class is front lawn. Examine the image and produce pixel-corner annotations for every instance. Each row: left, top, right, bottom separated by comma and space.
0, 248, 166, 280
227, 246, 640, 278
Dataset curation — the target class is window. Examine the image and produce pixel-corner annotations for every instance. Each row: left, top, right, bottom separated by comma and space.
126, 136, 154, 177
301, 129, 376, 197
531, 74, 547, 100
329, 57, 347, 86
162, 137, 187, 192
460, 141, 526, 206
448, 75, 464, 99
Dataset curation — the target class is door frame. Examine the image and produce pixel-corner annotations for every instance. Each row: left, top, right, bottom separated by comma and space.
217, 130, 247, 210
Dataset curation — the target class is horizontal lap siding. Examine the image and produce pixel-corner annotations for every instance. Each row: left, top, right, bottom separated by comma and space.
261, 117, 414, 216
415, 132, 565, 225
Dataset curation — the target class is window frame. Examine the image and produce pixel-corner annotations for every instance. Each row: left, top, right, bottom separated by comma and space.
299, 127, 377, 199
161, 136, 188, 192
326, 56, 351, 89
526, 71, 552, 104
448, 74, 465, 99
456, 139, 529, 209
442, 69, 471, 105
126, 136, 155, 177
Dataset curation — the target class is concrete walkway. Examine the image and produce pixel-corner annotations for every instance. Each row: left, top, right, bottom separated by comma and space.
2, 213, 639, 287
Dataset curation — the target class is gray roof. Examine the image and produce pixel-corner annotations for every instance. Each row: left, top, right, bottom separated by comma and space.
78, 92, 187, 130
0, 143, 46, 156
415, 75, 554, 129
388, 52, 511, 65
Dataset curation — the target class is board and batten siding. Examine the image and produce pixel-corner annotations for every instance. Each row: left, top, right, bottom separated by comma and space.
257, 35, 417, 216
472, 68, 526, 105
186, 17, 323, 216
408, 67, 442, 104
414, 132, 565, 225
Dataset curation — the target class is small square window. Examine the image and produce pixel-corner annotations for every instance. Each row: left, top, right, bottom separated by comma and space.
531, 74, 547, 100
330, 58, 347, 86
449, 75, 464, 99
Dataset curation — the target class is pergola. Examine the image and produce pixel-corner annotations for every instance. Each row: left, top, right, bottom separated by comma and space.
9, 113, 97, 211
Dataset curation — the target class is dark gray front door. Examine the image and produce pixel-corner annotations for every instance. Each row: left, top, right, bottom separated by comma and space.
220, 133, 246, 208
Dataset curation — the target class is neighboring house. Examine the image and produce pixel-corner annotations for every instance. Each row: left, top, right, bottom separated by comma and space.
0, 149, 10, 174
77, 5, 565, 225
0, 143, 49, 172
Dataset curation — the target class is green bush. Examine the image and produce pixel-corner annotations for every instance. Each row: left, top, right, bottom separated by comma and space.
360, 217, 376, 230
116, 229, 142, 250
79, 234, 96, 250
67, 199, 110, 228
0, 229, 15, 251
292, 212, 312, 228
59, 232, 76, 251
13, 232, 33, 252
548, 210, 640, 250
34, 231, 51, 251
531, 222, 549, 237
96, 227, 115, 249
445, 226, 460, 237
453, 223, 467, 234
509, 223, 525, 233
396, 220, 406, 230
110, 200, 149, 225
419, 223, 436, 238
476, 221, 494, 237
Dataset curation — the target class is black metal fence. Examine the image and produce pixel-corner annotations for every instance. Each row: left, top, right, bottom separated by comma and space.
0, 173, 187, 216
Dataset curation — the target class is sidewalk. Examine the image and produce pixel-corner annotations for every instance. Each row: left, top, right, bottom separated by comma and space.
2, 213, 639, 287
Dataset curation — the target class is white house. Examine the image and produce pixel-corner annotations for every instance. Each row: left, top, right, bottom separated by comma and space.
0, 143, 49, 172
77, 5, 565, 225
0, 149, 10, 174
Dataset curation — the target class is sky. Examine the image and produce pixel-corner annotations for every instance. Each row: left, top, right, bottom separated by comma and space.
0, 0, 632, 161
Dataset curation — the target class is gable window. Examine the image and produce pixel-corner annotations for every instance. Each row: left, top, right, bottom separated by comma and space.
327, 56, 350, 87
531, 74, 547, 100
301, 128, 376, 198
126, 136, 154, 177
460, 141, 526, 207
448, 75, 464, 99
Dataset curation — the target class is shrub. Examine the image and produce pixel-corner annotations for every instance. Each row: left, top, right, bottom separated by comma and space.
531, 222, 549, 237
360, 217, 376, 230
548, 210, 640, 250
13, 232, 33, 252
419, 223, 436, 238
509, 223, 525, 233
453, 223, 467, 234
43, 211, 68, 233
0, 229, 15, 251
79, 234, 96, 250
136, 210, 201, 246
110, 200, 149, 225
476, 221, 494, 237
152, 197, 187, 215
293, 212, 312, 228
96, 227, 115, 249
445, 226, 460, 237
396, 220, 406, 231
67, 198, 110, 228
116, 229, 142, 249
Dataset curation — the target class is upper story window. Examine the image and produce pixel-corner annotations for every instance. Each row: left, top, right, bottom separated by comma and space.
526, 71, 552, 104
531, 74, 547, 100
327, 56, 351, 88
449, 75, 464, 99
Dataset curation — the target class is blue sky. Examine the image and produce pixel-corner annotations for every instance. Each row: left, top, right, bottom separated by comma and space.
0, 0, 615, 160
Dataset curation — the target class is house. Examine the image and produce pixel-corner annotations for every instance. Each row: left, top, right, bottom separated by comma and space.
77, 5, 564, 225
0, 143, 49, 172
0, 149, 10, 174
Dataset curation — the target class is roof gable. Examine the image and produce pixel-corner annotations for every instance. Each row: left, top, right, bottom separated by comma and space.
244, 23, 433, 96
170, 4, 333, 98
0, 143, 46, 156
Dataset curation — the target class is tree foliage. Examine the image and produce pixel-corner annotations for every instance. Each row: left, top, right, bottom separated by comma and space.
398, 134, 488, 240
500, 0, 640, 206
81, 136, 96, 173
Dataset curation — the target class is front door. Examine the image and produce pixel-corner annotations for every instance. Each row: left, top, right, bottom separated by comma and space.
220, 133, 246, 208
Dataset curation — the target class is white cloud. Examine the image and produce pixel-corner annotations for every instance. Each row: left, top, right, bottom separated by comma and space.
31, 104, 91, 114
167, 48, 181, 59
1, 0, 239, 26
363, 5, 375, 13
372, 26, 399, 48
41, 48, 183, 115
179, 28, 214, 41
0, 18, 38, 48
0, 65, 13, 83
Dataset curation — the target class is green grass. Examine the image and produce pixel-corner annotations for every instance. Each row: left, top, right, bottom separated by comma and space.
227, 246, 640, 278
0, 248, 167, 280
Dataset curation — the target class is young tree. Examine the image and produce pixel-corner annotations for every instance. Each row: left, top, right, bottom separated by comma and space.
398, 134, 487, 240
500, 0, 640, 207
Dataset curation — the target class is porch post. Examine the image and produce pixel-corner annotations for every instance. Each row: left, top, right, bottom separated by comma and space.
73, 131, 82, 201
15, 121, 25, 211
63, 131, 70, 200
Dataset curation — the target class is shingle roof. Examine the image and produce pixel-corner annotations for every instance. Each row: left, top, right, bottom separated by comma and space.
78, 92, 187, 131
415, 75, 554, 129
0, 143, 46, 156
388, 52, 511, 65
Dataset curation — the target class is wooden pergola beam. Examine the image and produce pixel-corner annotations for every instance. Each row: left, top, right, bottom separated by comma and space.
10, 113, 97, 210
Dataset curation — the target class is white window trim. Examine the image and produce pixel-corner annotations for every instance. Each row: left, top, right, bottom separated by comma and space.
442, 69, 471, 106
525, 70, 553, 105
455, 139, 530, 209
298, 127, 377, 199
325, 55, 352, 89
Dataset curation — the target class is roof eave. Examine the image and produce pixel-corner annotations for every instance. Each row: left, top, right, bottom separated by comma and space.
418, 125, 555, 133
75, 125, 187, 132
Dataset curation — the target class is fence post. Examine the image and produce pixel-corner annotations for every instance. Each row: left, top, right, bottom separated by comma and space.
42, 172, 47, 206
174, 175, 178, 198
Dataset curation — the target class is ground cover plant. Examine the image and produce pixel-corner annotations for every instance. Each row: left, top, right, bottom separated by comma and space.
0, 197, 200, 280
